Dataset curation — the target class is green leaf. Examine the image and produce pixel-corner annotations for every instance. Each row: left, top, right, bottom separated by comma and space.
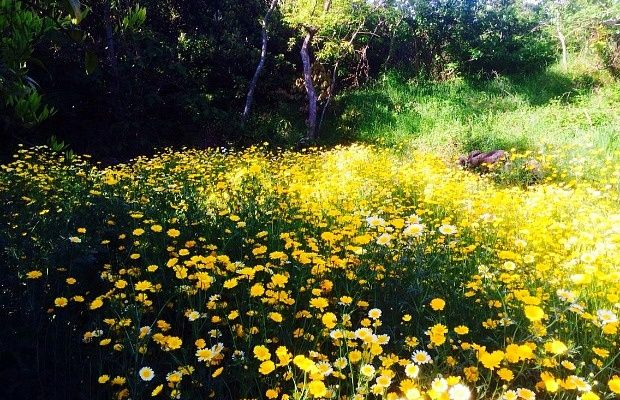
85, 50, 97, 75
69, 29, 84, 42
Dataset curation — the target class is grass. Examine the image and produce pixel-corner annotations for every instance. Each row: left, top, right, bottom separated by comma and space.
323, 63, 620, 157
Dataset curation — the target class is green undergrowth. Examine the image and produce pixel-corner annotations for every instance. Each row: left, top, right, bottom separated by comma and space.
324, 64, 620, 157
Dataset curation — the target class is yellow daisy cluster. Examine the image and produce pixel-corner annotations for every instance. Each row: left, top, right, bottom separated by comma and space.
1, 143, 619, 399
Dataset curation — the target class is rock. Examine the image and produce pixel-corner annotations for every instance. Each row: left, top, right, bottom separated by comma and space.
459, 150, 507, 170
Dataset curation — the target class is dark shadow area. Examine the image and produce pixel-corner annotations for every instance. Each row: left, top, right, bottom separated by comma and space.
499, 69, 601, 105
320, 89, 397, 145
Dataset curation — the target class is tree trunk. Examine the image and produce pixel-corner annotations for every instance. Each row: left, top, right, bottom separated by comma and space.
318, 60, 339, 132
318, 17, 375, 132
556, 14, 568, 71
301, 28, 317, 142
242, 0, 278, 124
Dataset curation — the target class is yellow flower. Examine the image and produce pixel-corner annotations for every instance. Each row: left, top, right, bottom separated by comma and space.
307, 380, 327, 397
429, 298, 445, 311
90, 298, 103, 310
368, 308, 382, 319
321, 312, 337, 329
259, 360, 276, 375
540, 371, 560, 392
151, 384, 163, 396
135, 280, 154, 291
454, 325, 469, 335
150, 224, 163, 232
309, 297, 329, 310
603, 322, 617, 335
360, 364, 375, 377
561, 360, 576, 370
54, 297, 68, 307
111, 376, 126, 385
479, 350, 504, 370
544, 340, 568, 355
293, 355, 317, 373
26, 270, 43, 279
427, 323, 448, 346
405, 363, 419, 378
173, 266, 188, 280
250, 283, 265, 297
212, 367, 223, 378
339, 296, 353, 305
269, 312, 283, 323
228, 310, 239, 320
252, 245, 267, 255
164, 336, 182, 351
132, 228, 145, 236
592, 347, 609, 358
497, 368, 514, 381
524, 305, 545, 322
98, 374, 110, 384
271, 273, 288, 286
223, 278, 238, 289
276, 346, 292, 366
348, 350, 362, 363
608, 376, 620, 394
463, 367, 479, 382
167, 228, 180, 238
253, 345, 271, 361
580, 392, 599, 400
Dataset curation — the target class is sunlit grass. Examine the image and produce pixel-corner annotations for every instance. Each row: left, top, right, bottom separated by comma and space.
326, 65, 620, 159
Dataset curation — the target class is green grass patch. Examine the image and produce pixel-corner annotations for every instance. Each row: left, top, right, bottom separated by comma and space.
324, 65, 620, 156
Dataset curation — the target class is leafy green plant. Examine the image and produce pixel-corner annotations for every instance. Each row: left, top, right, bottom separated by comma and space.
0, 0, 56, 128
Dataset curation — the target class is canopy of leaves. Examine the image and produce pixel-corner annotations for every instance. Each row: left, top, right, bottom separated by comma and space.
3, 0, 616, 160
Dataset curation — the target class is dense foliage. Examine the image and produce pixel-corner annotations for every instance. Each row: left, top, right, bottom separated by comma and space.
8, 0, 613, 157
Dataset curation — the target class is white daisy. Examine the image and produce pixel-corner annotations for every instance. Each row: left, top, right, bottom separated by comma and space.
139, 366, 155, 381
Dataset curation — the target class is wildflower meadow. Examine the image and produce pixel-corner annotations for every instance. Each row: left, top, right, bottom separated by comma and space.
1, 143, 619, 400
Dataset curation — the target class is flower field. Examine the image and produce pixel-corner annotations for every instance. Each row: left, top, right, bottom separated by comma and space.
1, 144, 619, 400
